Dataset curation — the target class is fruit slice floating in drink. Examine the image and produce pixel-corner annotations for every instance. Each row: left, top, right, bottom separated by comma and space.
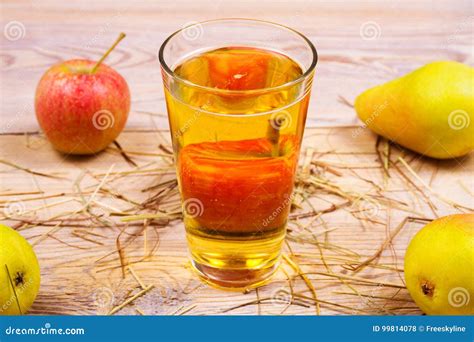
179, 135, 298, 235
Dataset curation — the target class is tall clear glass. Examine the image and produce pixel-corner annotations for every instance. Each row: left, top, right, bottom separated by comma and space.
159, 19, 317, 290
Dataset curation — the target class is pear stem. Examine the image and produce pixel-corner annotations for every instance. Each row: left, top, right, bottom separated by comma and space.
91, 32, 126, 74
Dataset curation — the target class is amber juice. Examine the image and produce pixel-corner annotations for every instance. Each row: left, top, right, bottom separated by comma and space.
164, 46, 311, 289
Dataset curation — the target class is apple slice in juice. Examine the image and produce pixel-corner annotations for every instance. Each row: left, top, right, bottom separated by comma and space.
179, 135, 298, 234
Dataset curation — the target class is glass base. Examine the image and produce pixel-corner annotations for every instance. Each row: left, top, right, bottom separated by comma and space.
191, 257, 280, 291
186, 228, 284, 291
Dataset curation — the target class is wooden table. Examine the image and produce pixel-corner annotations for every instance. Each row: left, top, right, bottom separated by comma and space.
0, 0, 473, 315
1, 127, 472, 315
1, 0, 472, 131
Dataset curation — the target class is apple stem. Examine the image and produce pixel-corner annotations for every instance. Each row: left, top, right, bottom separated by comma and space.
91, 32, 126, 74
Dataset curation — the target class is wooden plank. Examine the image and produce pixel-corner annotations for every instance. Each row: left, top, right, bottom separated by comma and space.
0, 127, 472, 315
1, 0, 473, 133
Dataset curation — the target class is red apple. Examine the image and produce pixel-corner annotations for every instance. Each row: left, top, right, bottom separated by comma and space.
35, 33, 130, 154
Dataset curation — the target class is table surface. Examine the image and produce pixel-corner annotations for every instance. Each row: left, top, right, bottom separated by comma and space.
0, 127, 472, 315
0, 0, 473, 316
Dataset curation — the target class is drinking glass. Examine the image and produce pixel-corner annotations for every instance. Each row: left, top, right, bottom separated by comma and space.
159, 19, 317, 289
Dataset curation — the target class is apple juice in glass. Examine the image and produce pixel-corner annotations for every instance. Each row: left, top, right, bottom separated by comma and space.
159, 19, 317, 289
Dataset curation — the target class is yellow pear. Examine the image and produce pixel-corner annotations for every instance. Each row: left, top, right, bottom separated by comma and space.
404, 214, 474, 315
355, 61, 474, 159
0, 224, 41, 315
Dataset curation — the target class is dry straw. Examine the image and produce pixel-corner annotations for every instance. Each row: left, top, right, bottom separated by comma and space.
1, 128, 471, 315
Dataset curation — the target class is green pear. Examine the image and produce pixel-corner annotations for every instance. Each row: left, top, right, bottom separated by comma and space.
404, 214, 474, 315
355, 61, 474, 159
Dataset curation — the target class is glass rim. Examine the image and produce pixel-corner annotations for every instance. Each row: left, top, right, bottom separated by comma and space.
158, 18, 318, 95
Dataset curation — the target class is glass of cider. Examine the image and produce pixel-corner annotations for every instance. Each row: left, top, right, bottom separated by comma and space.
159, 19, 317, 290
